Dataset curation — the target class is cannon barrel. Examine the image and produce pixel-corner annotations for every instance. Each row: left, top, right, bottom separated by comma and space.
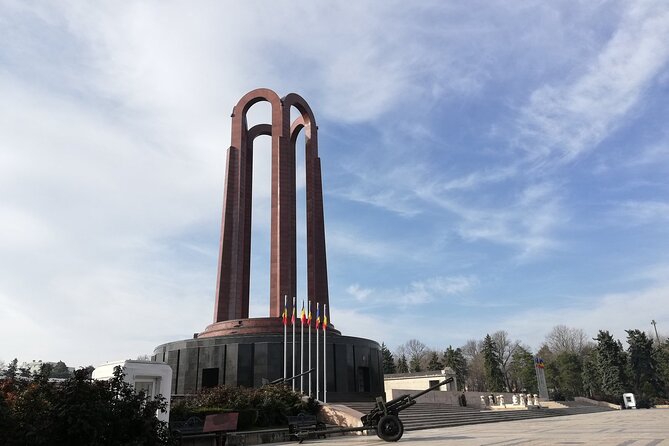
269, 368, 315, 385
386, 377, 454, 407
406, 377, 453, 400
361, 376, 454, 428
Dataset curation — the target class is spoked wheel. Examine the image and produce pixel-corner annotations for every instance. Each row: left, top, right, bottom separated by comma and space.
376, 414, 404, 442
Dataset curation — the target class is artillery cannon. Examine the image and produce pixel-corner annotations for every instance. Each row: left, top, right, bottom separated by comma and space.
362, 377, 454, 441
292, 376, 454, 442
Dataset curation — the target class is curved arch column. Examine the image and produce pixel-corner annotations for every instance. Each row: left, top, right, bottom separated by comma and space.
211, 89, 329, 325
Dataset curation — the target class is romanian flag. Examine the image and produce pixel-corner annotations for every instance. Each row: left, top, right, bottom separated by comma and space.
535, 357, 544, 369
315, 303, 321, 329
307, 303, 312, 327
291, 298, 296, 325
323, 309, 328, 331
282, 302, 287, 326
300, 301, 306, 325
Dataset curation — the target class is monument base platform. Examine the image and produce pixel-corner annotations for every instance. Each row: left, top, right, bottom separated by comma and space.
198, 317, 341, 338
152, 331, 383, 402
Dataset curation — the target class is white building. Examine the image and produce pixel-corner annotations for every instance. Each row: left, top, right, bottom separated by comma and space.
384, 368, 457, 401
93, 360, 172, 423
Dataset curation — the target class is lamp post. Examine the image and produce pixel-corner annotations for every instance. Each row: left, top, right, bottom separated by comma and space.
651, 320, 661, 344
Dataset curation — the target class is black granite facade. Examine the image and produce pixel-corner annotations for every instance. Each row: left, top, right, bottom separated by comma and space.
153, 332, 383, 402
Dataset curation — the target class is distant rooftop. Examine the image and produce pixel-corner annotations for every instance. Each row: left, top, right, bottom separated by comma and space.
385, 368, 455, 380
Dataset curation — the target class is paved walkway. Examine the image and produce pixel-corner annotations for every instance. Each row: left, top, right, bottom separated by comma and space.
278, 409, 669, 446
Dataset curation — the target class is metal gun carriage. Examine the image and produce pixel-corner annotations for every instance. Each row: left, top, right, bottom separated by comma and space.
293, 377, 454, 442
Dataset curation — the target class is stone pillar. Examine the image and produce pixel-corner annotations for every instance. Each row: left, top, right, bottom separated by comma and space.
213, 89, 330, 324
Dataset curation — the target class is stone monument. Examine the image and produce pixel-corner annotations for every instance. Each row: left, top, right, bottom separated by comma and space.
153, 89, 383, 402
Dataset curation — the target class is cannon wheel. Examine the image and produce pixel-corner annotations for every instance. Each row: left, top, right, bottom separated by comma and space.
376, 414, 404, 442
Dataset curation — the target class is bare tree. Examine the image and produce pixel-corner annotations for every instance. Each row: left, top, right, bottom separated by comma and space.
545, 325, 590, 355
461, 339, 481, 360
398, 339, 428, 372
461, 339, 485, 391
491, 330, 520, 390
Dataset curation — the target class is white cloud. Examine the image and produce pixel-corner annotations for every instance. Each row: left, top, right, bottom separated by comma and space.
515, 1, 669, 163
615, 201, 669, 224
417, 181, 567, 258
347, 275, 478, 308
500, 278, 669, 350
327, 229, 406, 261
346, 284, 373, 302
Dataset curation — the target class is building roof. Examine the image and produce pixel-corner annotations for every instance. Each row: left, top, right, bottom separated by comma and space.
385, 368, 455, 380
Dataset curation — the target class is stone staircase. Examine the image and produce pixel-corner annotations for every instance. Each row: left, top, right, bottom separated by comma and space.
342, 402, 613, 431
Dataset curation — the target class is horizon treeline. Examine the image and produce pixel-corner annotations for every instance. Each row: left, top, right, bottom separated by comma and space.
381, 325, 669, 406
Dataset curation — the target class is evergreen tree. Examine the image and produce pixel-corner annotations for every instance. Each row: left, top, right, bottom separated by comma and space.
482, 334, 505, 392
396, 354, 409, 373
409, 356, 422, 373
443, 346, 468, 391
381, 343, 396, 374
50, 360, 72, 379
594, 330, 628, 399
626, 329, 660, 400
656, 339, 669, 398
581, 349, 600, 398
507, 346, 537, 393
427, 351, 443, 371
5, 359, 18, 379
553, 351, 583, 400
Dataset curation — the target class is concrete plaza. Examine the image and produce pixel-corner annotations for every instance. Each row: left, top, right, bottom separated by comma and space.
279, 409, 669, 446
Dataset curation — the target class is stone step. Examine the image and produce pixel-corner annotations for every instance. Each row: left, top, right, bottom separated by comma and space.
337, 402, 613, 432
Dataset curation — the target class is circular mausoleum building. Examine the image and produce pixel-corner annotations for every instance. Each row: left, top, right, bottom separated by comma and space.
153, 318, 383, 402
152, 89, 384, 402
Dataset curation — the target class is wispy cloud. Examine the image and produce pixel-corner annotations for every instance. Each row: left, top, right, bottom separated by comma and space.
614, 200, 669, 224
515, 1, 669, 164
346, 275, 478, 308
417, 181, 567, 258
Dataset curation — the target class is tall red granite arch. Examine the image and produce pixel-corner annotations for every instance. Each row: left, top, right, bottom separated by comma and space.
203, 88, 329, 334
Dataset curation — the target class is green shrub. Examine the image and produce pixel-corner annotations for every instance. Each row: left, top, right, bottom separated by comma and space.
171, 384, 319, 429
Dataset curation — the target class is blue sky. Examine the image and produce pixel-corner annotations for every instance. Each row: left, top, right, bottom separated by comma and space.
1, 1, 668, 367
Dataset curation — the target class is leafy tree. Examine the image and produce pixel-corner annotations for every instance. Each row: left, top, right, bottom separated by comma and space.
0, 366, 170, 445
482, 334, 505, 392
381, 343, 396, 374
594, 330, 628, 399
443, 346, 468, 391
426, 351, 442, 371
396, 354, 409, 373
626, 329, 660, 401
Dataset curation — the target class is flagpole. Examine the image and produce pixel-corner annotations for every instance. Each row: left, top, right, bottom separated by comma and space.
300, 299, 304, 394
292, 296, 296, 391
316, 302, 320, 401
323, 304, 328, 403
283, 295, 287, 381
308, 299, 312, 396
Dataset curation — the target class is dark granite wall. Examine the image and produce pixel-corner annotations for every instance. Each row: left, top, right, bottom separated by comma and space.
153, 333, 383, 402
